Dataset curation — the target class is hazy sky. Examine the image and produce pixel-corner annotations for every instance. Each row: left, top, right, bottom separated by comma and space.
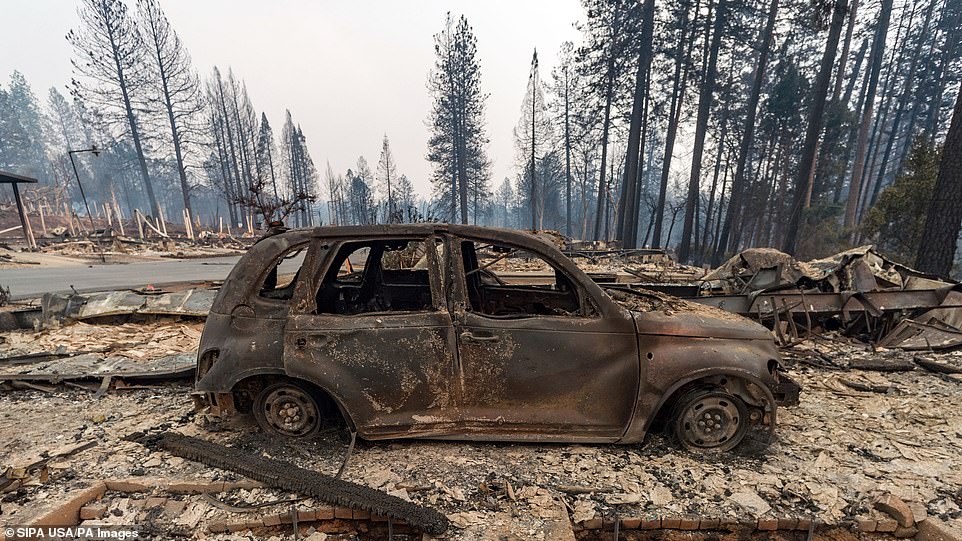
0, 0, 584, 197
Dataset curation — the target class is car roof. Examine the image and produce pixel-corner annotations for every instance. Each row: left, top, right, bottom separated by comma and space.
271, 224, 557, 245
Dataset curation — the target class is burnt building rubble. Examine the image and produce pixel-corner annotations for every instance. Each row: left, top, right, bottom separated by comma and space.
690, 246, 962, 350
2, 230, 962, 540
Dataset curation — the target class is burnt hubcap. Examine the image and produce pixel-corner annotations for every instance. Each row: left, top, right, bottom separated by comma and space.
680, 395, 741, 448
262, 387, 319, 437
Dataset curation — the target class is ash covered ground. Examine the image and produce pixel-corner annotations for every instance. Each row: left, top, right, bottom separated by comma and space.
2, 329, 961, 539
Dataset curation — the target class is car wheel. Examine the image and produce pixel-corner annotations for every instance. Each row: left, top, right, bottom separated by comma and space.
670, 388, 749, 453
253, 381, 321, 438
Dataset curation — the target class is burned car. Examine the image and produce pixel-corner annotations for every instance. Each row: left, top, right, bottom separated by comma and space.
195, 225, 789, 452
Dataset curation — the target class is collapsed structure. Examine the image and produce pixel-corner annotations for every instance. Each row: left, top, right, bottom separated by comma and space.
689, 246, 962, 350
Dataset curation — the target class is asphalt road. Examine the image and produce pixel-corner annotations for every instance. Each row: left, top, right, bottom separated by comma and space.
0, 256, 244, 300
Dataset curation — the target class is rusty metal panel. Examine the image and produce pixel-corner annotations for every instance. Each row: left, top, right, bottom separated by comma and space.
689, 289, 962, 316
876, 319, 962, 350
0, 351, 195, 382
284, 311, 459, 437
42, 289, 216, 321
455, 312, 639, 440
142, 289, 217, 316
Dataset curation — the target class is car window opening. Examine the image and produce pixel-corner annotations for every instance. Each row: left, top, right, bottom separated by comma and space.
259, 246, 308, 301
461, 241, 581, 318
315, 239, 435, 315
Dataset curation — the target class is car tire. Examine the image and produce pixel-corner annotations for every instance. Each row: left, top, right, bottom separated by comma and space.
253, 381, 322, 438
669, 388, 749, 453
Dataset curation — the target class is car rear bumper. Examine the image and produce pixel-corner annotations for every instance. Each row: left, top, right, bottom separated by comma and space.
192, 391, 236, 416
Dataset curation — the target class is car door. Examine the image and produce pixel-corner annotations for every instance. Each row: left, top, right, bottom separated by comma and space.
284, 236, 460, 439
450, 236, 639, 441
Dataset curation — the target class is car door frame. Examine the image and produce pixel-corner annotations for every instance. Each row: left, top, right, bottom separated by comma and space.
444, 232, 641, 442
283, 234, 461, 439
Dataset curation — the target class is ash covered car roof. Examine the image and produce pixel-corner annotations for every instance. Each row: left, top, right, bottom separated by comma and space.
263, 224, 559, 243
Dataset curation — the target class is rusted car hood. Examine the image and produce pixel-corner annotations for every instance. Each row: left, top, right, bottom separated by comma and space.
630, 309, 773, 340
606, 288, 773, 340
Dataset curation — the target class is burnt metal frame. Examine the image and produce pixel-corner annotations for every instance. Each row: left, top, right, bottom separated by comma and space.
690, 287, 962, 316
0, 170, 39, 250
287, 235, 447, 317
453, 235, 599, 319
195, 224, 783, 445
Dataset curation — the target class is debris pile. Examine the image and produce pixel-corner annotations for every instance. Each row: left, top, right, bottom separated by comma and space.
0, 319, 202, 388
689, 246, 962, 349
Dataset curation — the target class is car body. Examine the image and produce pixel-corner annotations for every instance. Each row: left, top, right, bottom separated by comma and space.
195, 224, 787, 451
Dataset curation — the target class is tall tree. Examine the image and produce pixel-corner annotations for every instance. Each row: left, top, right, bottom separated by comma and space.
915, 87, 962, 276
844, 0, 894, 229
553, 42, 576, 238
68, 0, 160, 217
426, 13, 490, 224
0, 83, 35, 175
255, 112, 279, 201
137, 0, 203, 218
863, 0, 937, 211
713, 0, 779, 264
782, 0, 850, 254
653, 0, 700, 248
615, 0, 656, 248
377, 134, 398, 223
578, 0, 639, 240
4, 72, 49, 181
678, 0, 729, 262
515, 50, 551, 229
395, 174, 416, 221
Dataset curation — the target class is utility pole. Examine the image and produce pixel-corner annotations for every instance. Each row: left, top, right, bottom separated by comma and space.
564, 64, 572, 238
68, 145, 103, 262
530, 50, 538, 231
68, 146, 102, 235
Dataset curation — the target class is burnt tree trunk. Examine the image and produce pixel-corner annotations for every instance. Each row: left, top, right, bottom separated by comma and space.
866, 0, 935, 209
713, 0, 777, 264
679, 0, 728, 262
845, 0, 894, 229
915, 88, 962, 277
653, 0, 700, 248
616, 0, 656, 247
782, 0, 848, 254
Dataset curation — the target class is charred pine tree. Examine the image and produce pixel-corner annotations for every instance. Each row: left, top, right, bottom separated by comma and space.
616, 0, 656, 248
915, 88, 962, 276
427, 14, 489, 224
782, 0, 849, 254
845, 0, 894, 230
137, 0, 203, 220
255, 112, 279, 201
578, 0, 638, 240
377, 134, 398, 223
678, 0, 728, 262
713, 0, 779, 264
653, 0, 700, 248
865, 0, 937, 210
68, 0, 160, 217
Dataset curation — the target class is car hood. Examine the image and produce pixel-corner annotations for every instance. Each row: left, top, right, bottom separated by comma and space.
630, 309, 774, 340
605, 288, 773, 340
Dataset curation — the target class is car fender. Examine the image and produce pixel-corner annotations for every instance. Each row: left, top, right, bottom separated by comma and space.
621, 335, 779, 443
639, 367, 777, 432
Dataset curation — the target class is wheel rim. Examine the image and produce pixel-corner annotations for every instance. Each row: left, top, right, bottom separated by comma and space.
679, 394, 744, 449
260, 386, 319, 437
